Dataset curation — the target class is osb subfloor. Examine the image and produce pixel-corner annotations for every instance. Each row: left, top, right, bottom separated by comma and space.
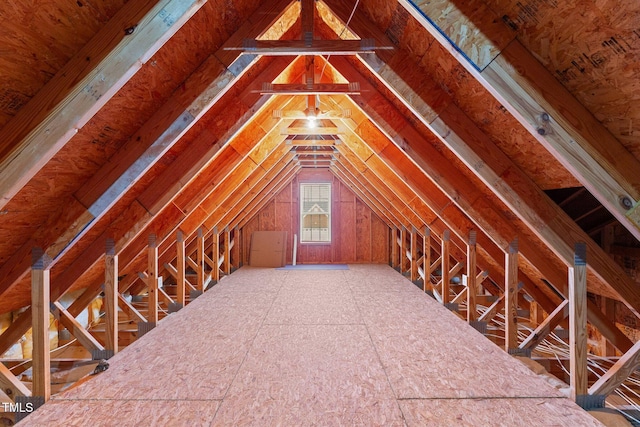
19, 265, 602, 426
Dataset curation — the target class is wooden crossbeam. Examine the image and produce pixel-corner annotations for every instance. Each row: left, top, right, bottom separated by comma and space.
261, 83, 360, 95
287, 138, 340, 146
228, 39, 387, 55
0, 309, 32, 357
295, 149, 335, 156
452, 270, 489, 306
203, 253, 216, 271
279, 111, 349, 120
283, 127, 340, 135
183, 255, 197, 273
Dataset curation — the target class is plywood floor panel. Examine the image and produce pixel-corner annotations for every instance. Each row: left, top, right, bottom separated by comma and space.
400, 398, 604, 427
19, 265, 602, 426
18, 399, 220, 427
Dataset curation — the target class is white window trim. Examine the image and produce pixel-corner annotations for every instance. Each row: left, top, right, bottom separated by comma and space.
299, 182, 331, 243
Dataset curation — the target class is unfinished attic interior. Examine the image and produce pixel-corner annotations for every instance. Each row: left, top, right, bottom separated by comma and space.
1, 0, 640, 424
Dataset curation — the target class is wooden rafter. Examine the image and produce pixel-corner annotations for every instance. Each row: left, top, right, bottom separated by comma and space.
324, 20, 640, 317
0, 0, 205, 210
0, 2, 298, 309
325, 57, 636, 350
394, 0, 640, 240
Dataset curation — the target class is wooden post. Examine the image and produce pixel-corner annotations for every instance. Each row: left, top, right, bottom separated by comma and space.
176, 231, 185, 306
224, 227, 231, 275
104, 239, 118, 354
570, 243, 588, 400
301, 0, 314, 37
197, 228, 205, 291
410, 226, 418, 282
423, 226, 431, 291
441, 230, 450, 304
505, 238, 519, 352
147, 234, 158, 324
400, 227, 407, 274
390, 227, 398, 268
232, 226, 241, 271
31, 248, 51, 401
599, 297, 616, 357
529, 301, 545, 327
212, 227, 220, 283
467, 231, 477, 322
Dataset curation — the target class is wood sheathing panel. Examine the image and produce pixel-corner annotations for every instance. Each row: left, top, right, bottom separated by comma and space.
20, 266, 602, 426
485, 0, 640, 158
350, 0, 580, 189
242, 169, 390, 265
0, 0, 128, 129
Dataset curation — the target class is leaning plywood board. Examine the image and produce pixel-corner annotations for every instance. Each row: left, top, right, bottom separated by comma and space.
249, 230, 287, 267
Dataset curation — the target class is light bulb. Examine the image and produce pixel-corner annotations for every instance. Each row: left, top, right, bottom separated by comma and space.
307, 116, 317, 128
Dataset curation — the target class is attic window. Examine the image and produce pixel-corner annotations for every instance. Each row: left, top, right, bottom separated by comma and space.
300, 183, 331, 243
